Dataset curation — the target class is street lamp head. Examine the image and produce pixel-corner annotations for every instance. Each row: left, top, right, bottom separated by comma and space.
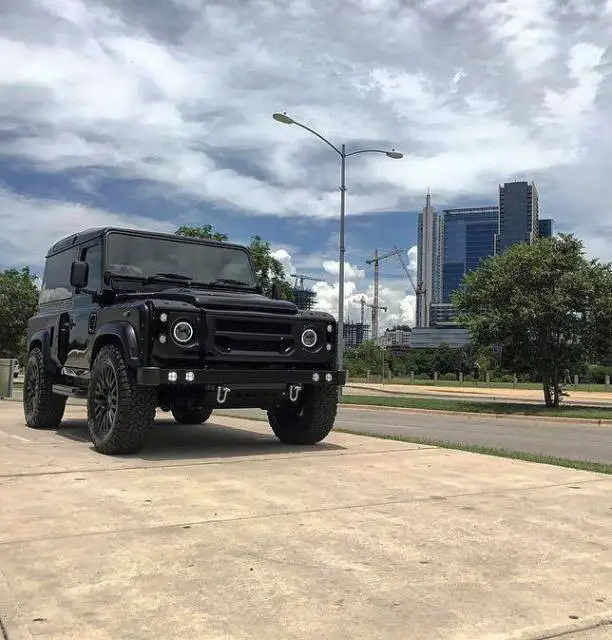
272, 112, 295, 125
386, 149, 403, 159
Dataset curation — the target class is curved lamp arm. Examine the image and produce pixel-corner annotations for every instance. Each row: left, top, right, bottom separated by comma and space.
272, 112, 341, 156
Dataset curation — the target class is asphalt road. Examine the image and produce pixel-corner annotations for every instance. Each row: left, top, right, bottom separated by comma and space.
224, 407, 612, 464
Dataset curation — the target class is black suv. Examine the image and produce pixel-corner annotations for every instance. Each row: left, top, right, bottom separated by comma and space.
23, 227, 345, 455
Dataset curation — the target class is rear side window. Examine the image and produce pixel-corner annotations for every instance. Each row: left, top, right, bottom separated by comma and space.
39, 249, 74, 304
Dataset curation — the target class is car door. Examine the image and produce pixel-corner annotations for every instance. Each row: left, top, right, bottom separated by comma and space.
63, 242, 102, 373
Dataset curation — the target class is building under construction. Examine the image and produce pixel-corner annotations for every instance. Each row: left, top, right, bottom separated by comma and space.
343, 321, 370, 349
291, 287, 316, 310
290, 273, 318, 311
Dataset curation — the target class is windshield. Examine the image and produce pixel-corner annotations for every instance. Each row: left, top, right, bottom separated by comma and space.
105, 232, 257, 289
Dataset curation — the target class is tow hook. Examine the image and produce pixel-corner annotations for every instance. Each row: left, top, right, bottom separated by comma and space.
288, 384, 302, 402
216, 385, 231, 404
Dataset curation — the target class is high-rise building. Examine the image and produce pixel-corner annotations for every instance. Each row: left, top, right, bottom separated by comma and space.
416, 191, 438, 327
439, 206, 498, 303
495, 181, 539, 255
538, 218, 553, 238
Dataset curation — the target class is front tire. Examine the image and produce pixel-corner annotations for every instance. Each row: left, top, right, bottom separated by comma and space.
87, 345, 157, 455
267, 384, 338, 445
23, 348, 66, 429
171, 406, 213, 425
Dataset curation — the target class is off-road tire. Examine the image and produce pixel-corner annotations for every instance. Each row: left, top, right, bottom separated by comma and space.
171, 406, 213, 425
87, 344, 157, 455
23, 347, 66, 429
267, 384, 338, 445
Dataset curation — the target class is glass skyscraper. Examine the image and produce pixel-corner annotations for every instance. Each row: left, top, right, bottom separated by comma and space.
538, 218, 553, 238
495, 181, 540, 255
439, 206, 498, 303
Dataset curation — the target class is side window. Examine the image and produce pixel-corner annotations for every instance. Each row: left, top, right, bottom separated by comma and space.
83, 244, 102, 291
73, 244, 102, 307
39, 250, 74, 304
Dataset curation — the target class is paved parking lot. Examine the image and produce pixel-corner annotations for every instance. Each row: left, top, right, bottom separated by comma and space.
0, 400, 611, 639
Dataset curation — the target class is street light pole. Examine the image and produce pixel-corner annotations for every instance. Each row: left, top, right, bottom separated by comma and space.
272, 112, 402, 388
338, 143, 346, 379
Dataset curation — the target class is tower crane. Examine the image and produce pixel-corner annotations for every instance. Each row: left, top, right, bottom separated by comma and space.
290, 273, 319, 289
360, 295, 386, 343
365, 248, 402, 340
392, 246, 425, 296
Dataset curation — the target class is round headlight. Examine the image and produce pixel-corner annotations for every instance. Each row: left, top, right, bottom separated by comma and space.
172, 320, 194, 344
301, 328, 318, 349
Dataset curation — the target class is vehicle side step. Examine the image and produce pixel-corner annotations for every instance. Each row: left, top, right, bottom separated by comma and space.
52, 384, 88, 398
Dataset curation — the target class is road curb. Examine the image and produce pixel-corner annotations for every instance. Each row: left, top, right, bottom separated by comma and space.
3, 395, 611, 426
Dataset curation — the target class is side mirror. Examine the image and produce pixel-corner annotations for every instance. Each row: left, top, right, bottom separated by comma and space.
271, 282, 281, 300
70, 261, 89, 290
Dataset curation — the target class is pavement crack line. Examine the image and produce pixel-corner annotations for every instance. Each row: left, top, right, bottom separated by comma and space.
1, 477, 610, 548
0, 445, 437, 479
528, 616, 612, 639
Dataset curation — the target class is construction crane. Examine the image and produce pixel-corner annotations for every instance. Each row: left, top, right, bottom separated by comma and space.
360, 296, 386, 343
291, 273, 319, 289
365, 248, 402, 341
392, 246, 425, 297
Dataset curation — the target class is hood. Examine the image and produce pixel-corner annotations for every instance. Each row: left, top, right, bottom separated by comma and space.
117, 287, 299, 315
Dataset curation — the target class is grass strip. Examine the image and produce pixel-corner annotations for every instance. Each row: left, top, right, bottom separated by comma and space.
350, 379, 612, 393
341, 394, 612, 421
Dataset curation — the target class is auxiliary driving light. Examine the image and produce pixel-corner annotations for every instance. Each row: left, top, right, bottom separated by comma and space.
185, 371, 195, 382
159, 334, 167, 344
325, 343, 332, 351
160, 313, 168, 323
168, 371, 178, 382
327, 324, 333, 332
325, 373, 333, 382
301, 328, 318, 348
312, 372, 320, 382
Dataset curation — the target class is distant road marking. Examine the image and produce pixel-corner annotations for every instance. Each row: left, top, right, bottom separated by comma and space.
0, 430, 33, 443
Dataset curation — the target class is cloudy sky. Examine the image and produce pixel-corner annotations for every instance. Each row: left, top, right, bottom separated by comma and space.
1, 0, 611, 330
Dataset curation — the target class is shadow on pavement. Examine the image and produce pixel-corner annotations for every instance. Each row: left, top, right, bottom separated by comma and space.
55, 418, 344, 461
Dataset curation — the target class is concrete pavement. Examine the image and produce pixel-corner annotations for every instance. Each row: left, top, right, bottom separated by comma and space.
1, 400, 611, 639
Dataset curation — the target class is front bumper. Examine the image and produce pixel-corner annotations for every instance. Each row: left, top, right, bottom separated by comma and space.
136, 367, 346, 387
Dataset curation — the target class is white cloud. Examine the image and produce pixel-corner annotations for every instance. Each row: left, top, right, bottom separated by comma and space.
321, 260, 365, 279
0, 0, 612, 261
286, 245, 420, 330
0, 186, 174, 266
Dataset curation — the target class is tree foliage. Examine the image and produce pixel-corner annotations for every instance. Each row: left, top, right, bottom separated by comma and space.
174, 225, 293, 299
175, 225, 229, 242
453, 234, 612, 407
0, 267, 39, 358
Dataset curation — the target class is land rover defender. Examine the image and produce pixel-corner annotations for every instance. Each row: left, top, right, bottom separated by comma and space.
23, 227, 345, 455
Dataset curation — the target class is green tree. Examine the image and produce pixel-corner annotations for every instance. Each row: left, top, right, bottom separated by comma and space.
344, 341, 386, 376
453, 234, 612, 407
0, 267, 39, 358
175, 226, 292, 299
175, 224, 228, 242
248, 234, 293, 299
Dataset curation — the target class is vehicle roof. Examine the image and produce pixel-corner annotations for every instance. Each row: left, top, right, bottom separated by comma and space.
46, 227, 247, 257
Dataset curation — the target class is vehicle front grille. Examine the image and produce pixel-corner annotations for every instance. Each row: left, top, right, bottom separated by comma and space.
214, 317, 295, 354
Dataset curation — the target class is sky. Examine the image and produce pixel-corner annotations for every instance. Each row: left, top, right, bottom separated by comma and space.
1, 0, 611, 331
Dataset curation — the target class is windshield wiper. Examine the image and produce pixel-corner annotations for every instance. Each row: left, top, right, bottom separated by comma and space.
144, 272, 193, 285
206, 278, 254, 288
